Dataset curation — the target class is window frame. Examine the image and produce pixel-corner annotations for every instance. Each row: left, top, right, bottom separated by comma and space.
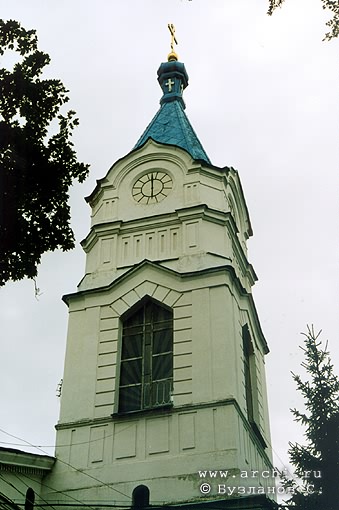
243, 325, 255, 424
242, 324, 267, 448
115, 297, 173, 415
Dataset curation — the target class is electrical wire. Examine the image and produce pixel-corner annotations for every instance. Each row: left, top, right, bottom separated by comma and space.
0, 420, 297, 473
1, 467, 128, 510
0, 428, 130, 501
10, 472, 58, 510
0, 472, 26, 498
0, 423, 291, 470
11, 471, 101, 510
0, 474, 128, 510
0, 453, 287, 510
0, 423, 135, 449
0, 417, 295, 507
0, 488, 21, 510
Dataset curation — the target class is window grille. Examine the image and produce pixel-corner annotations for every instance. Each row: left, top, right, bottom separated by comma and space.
119, 299, 173, 413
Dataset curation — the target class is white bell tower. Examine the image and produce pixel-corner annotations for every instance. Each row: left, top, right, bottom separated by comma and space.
43, 33, 276, 510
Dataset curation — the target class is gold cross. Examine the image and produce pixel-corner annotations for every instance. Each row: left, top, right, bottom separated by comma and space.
168, 23, 178, 53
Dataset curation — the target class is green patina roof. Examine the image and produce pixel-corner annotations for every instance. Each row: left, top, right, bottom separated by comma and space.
134, 100, 211, 164
134, 60, 211, 164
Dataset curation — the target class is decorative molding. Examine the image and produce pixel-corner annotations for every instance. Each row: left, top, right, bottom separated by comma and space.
0, 448, 55, 476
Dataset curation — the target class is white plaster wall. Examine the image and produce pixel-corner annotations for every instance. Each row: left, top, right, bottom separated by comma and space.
81, 142, 252, 289
51, 263, 272, 505
59, 304, 101, 423
49, 141, 272, 506
45, 403, 273, 504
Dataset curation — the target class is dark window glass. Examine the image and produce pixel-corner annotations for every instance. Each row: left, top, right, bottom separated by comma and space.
121, 333, 143, 359
153, 328, 172, 354
242, 325, 254, 423
120, 359, 142, 385
152, 353, 172, 381
127, 308, 144, 328
119, 299, 173, 413
119, 385, 142, 413
151, 305, 171, 324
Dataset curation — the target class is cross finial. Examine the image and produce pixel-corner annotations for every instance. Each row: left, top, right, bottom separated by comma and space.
167, 23, 178, 61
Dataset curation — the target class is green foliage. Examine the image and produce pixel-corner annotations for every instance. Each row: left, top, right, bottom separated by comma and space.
0, 20, 89, 286
282, 326, 339, 509
267, 0, 339, 40
267, 0, 285, 16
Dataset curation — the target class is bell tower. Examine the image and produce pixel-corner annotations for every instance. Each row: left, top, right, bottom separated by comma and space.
43, 28, 276, 510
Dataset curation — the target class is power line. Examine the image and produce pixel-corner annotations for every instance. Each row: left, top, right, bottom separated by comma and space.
13, 471, 100, 510
0, 428, 130, 501
0, 473, 26, 499
0, 424, 135, 450
26, 505, 132, 508
10, 472, 58, 510
0, 419, 293, 506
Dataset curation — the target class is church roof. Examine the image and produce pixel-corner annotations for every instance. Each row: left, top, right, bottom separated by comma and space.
134, 59, 211, 164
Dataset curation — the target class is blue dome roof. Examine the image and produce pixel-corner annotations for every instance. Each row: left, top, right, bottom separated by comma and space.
134, 60, 211, 164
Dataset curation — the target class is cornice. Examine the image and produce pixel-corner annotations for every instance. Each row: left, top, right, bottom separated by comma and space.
56, 398, 271, 467
0, 447, 55, 476
81, 204, 240, 252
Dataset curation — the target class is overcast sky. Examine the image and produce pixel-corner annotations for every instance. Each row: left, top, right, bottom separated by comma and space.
1, 0, 338, 477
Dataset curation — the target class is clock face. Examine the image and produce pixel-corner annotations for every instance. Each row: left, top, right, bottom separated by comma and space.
132, 171, 173, 204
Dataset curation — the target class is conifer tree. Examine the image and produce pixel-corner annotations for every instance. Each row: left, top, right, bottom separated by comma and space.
281, 325, 339, 509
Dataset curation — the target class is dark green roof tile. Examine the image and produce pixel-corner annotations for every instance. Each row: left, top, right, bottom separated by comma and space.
134, 60, 211, 164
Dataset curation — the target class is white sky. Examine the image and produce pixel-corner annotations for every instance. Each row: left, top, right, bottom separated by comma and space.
0, 0, 338, 478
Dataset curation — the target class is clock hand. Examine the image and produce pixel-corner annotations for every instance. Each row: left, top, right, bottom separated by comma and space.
151, 174, 154, 197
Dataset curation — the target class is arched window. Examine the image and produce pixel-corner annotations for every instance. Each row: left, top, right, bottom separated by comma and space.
118, 298, 173, 413
242, 325, 254, 424
132, 485, 150, 509
242, 324, 267, 448
25, 488, 35, 510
